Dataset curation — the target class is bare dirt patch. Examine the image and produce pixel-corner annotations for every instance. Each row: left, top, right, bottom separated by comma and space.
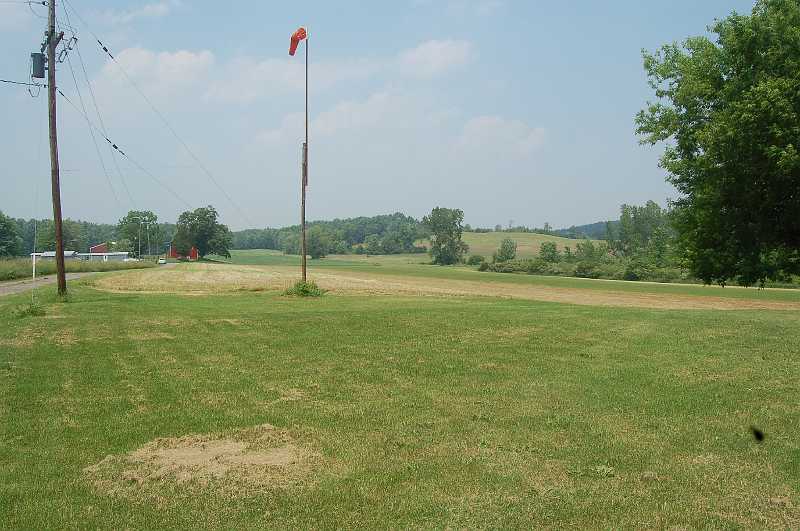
91, 263, 800, 310
84, 424, 319, 496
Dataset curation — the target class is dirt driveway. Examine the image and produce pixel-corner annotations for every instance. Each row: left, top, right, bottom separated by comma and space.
0, 273, 94, 298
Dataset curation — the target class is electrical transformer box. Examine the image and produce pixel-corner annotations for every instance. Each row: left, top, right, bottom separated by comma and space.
31, 53, 45, 79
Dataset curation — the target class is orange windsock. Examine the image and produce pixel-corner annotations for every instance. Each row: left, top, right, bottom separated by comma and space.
289, 27, 307, 56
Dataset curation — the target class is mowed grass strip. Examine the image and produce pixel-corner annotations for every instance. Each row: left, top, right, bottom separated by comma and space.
222, 250, 800, 305
1, 283, 799, 528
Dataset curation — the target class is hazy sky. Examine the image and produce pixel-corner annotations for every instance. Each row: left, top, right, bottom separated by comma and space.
0, 0, 754, 230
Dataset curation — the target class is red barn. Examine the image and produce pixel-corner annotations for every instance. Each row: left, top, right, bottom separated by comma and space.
89, 242, 109, 253
168, 244, 199, 261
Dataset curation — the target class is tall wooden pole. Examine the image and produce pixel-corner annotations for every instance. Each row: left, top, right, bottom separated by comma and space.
47, 0, 67, 296
301, 35, 308, 282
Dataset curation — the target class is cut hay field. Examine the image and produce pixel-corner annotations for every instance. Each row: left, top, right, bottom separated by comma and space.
1, 259, 799, 528
461, 231, 594, 258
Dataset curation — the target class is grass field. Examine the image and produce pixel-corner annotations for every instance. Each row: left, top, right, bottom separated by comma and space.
211, 250, 800, 307
461, 231, 593, 258
2, 256, 799, 528
0, 257, 156, 281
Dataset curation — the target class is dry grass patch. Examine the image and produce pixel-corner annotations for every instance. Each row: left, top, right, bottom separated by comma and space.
128, 331, 175, 341
92, 263, 288, 295
91, 262, 800, 310
84, 424, 320, 498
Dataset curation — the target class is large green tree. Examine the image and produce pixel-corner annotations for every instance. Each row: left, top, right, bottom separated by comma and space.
0, 211, 22, 257
306, 226, 334, 259
612, 201, 671, 256
38, 219, 84, 252
636, 0, 800, 285
174, 206, 232, 258
118, 210, 161, 257
422, 207, 469, 265
493, 238, 517, 263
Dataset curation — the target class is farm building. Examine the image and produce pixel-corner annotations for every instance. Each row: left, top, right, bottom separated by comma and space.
31, 250, 79, 260
77, 252, 130, 262
168, 244, 199, 261
89, 243, 109, 253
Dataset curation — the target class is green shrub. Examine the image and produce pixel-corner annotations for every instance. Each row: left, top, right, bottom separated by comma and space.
574, 261, 601, 279
283, 280, 325, 297
467, 254, 485, 266
485, 259, 526, 273
595, 262, 626, 280
13, 301, 45, 318
493, 238, 517, 263
540, 241, 560, 263
477, 261, 489, 271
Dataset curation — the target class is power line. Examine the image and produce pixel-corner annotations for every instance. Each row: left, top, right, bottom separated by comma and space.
0, 78, 45, 87
62, 5, 137, 208
60, 23, 122, 207
62, 0, 254, 226
56, 87, 192, 209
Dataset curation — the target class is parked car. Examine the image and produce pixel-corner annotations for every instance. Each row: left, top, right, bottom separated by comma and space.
158, 258, 167, 265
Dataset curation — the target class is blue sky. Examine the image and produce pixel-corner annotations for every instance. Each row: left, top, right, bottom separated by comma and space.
0, 0, 754, 230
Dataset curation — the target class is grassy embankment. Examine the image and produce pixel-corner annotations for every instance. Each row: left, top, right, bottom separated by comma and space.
0, 258, 155, 281
1, 258, 799, 528
461, 231, 589, 258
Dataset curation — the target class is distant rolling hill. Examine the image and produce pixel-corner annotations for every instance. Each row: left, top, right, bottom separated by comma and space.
462, 232, 595, 259
554, 220, 618, 240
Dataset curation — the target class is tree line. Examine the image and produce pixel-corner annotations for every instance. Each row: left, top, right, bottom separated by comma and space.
0, 211, 177, 257
0, 205, 232, 260
473, 201, 689, 282
231, 213, 428, 259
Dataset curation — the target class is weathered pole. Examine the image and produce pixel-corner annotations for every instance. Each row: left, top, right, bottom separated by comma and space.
301, 34, 309, 282
47, 0, 67, 296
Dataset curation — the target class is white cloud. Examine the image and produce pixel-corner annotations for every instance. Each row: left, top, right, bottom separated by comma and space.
456, 115, 545, 156
315, 92, 396, 136
91, 37, 472, 111
92, 48, 214, 108
205, 57, 376, 104
257, 112, 305, 146
102, 0, 181, 24
398, 40, 473, 78
257, 91, 405, 147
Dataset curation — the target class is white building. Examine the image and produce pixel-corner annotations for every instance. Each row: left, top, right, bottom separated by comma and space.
31, 251, 79, 260
77, 252, 130, 262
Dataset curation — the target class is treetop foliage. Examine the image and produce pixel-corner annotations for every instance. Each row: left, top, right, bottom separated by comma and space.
175, 206, 233, 258
0, 211, 22, 257
423, 207, 469, 265
637, 0, 800, 285
493, 238, 517, 263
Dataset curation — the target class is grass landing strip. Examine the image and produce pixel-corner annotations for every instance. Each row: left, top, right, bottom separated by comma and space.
1, 259, 799, 528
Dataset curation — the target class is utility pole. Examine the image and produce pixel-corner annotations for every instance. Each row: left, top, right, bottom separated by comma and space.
144, 222, 151, 257
46, 0, 67, 296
